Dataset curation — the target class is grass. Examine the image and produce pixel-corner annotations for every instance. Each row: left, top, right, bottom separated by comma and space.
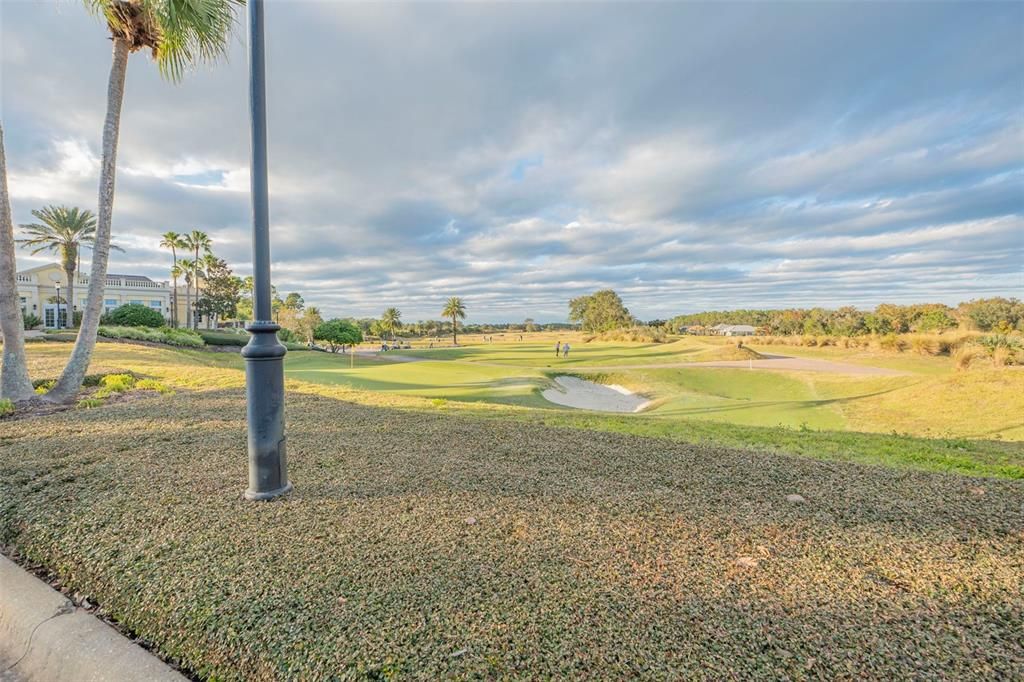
1, 345, 1022, 679
11, 343, 1024, 477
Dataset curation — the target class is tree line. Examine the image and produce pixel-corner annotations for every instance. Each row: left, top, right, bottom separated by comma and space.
668, 299, 1024, 335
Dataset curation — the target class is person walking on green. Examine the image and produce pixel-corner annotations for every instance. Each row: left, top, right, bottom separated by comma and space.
555, 341, 561, 356
562, 342, 570, 358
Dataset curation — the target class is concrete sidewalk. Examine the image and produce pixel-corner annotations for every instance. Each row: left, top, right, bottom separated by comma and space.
0, 554, 185, 682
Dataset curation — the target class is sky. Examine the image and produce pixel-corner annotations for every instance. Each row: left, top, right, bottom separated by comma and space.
2, 1, 1022, 323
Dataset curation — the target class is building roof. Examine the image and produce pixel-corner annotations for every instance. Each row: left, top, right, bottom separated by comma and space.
18, 261, 155, 280
723, 324, 756, 332
108, 274, 155, 282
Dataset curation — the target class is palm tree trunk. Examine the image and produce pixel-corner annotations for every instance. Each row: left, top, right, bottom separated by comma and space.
62, 250, 76, 330
0, 124, 36, 402
193, 248, 199, 330
171, 273, 178, 327
452, 315, 457, 345
48, 37, 129, 403
186, 281, 192, 329
170, 249, 177, 327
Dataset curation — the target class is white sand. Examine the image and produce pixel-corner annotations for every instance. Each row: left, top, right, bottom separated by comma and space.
542, 376, 652, 413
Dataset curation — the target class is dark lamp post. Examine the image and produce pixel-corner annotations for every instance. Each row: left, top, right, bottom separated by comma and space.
55, 284, 61, 330
243, 0, 291, 501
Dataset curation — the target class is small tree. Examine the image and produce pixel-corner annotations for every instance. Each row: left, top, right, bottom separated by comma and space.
442, 297, 466, 345
298, 306, 323, 344
315, 318, 363, 352
194, 258, 241, 327
568, 289, 631, 332
381, 307, 402, 341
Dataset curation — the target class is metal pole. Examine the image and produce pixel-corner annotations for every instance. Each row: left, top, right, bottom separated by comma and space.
243, 0, 291, 501
55, 284, 61, 330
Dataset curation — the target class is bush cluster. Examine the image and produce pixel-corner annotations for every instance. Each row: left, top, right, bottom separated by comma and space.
584, 326, 668, 343
22, 313, 42, 330
102, 303, 166, 328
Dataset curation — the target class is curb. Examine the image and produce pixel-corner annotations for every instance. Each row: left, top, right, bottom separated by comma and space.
0, 554, 186, 682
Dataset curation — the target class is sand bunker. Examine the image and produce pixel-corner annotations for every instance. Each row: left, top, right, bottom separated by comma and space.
542, 376, 651, 413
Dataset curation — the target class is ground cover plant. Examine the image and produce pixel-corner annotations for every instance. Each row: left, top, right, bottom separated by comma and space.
1, 343, 1022, 679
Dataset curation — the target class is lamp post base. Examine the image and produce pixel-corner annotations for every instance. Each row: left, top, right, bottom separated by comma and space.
244, 481, 293, 501
242, 320, 290, 500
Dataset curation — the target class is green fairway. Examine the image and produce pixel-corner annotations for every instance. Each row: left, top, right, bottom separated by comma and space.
284, 352, 553, 407
395, 337, 752, 367
265, 338, 1024, 441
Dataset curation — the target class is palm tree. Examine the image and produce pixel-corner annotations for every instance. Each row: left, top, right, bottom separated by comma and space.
182, 230, 212, 329
381, 307, 402, 342
46, 0, 242, 403
442, 297, 466, 345
178, 258, 195, 332
0, 124, 34, 402
159, 231, 184, 327
17, 206, 97, 329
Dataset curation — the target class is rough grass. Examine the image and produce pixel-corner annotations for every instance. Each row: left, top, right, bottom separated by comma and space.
2, 376, 1023, 679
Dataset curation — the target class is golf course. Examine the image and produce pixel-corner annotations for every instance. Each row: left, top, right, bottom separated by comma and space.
2, 336, 1022, 679
281, 334, 1024, 443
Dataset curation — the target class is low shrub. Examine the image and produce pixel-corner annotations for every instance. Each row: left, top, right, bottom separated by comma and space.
135, 378, 173, 394
909, 335, 940, 356
197, 330, 248, 346
877, 334, 907, 352
97, 326, 204, 348
953, 346, 982, 371
588, 326, 668, 343
0, 398, 13, 417
76, 398, 104, 409
105, 303, 166, 328
22, 313, 42, 330
99, 373, 137, 393
33, 379, 55, 395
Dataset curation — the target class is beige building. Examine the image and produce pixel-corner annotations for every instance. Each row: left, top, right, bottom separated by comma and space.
16, 262, 171, 328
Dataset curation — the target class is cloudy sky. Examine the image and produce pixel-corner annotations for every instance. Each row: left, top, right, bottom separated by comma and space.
2, 1, 1022, 322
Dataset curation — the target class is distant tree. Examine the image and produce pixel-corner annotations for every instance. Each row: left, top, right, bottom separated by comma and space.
442, 297, 467, 345
315, 318, 363, 352
159, 231, 186, 327
178, 258, 195, 329
524, 318, 537, 332
18, 205, 123, 329
381, 307, 402, 341
958, 298, 1024, 332
298, 306, 323, 344
569, 289, 632, 332
195, 258, 241, 327
283, 292, 304, 311
181, 231, 212, 329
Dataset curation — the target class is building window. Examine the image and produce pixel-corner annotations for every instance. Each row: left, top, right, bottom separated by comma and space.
129, 299, 144, 305
104, 298, 118, 313
149, 300, 162, 308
